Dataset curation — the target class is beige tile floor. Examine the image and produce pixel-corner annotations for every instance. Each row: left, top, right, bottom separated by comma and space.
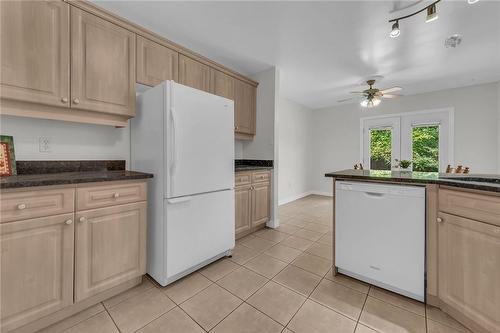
38, 195, 472, 333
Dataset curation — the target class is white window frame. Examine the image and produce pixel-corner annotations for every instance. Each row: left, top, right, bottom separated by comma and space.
360, 108, 454, 172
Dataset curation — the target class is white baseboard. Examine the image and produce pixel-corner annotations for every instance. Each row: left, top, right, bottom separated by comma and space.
278, 190, 333, 206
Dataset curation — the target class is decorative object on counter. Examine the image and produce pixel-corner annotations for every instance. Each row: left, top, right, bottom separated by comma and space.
353, 163, 364, 170
445, 164, 470, 174
0, 135, 16, 176
394, 159, 412, 170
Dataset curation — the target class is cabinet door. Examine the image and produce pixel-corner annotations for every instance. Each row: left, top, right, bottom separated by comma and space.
1, 214, 74, 332
178, 54, 211, 92
136, 36, 178, 87
75, 202, 146, 302
235, 184, 252, 238
251, 182, 270, 228
0, 1, 70, 107
438, 212, 500, 333
234, 80, 256, 135
71, 7, 136, 116
212, 70, 235, 100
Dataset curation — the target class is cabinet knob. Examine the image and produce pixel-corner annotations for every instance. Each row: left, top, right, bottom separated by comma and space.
73, 98, 80, 104
61, 97, 68, 103
17, 203, 26, 210
437, 217, 443, 223
235, 126, 239, 130
113, 192, 120, 198
79, 217, 87, 223
65, 219, 73, 225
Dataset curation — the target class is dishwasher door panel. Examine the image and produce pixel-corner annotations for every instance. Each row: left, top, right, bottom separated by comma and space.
335, 181, 425, 301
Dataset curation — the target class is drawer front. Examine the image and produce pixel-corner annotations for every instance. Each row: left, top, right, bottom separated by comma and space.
235, 172, 251, 186
77, 181, 146, 211
252, 171, 270, 183
0, 188, 74, 223
439, 188, 500, 226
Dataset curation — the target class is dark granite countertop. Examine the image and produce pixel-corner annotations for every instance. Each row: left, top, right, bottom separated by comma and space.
325, 169, 500, 193
1, 160, 153, 189
235, 159, 273, 172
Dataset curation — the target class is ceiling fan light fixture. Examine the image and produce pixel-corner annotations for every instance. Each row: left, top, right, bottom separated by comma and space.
390, 21, 400, 38
360, 97, 381, 108
426, 4, 438, 23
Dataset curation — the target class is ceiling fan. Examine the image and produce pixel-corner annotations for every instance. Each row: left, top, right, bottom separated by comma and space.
338, 79, 403, 108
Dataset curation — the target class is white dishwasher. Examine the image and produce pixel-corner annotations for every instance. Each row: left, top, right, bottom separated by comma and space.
335, 181, 425, 301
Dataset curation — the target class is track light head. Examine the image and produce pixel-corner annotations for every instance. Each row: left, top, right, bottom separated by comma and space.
467, 0, 479, 4
390, 21, 400, 38
426, 4, 438, 23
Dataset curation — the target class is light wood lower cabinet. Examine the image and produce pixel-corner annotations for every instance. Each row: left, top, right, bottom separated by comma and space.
0, 181, 148, 333
235, 170, 271, 239
75, 202, 147, 302
436, 189, 500, 333
235, 184, 252, 236
0, 213, 75, 332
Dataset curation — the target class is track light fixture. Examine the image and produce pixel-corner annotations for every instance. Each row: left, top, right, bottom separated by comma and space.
388, 0, 441, 38
467, 0, 479, 4
426, 4, 438, 23
390, 21, 400, 38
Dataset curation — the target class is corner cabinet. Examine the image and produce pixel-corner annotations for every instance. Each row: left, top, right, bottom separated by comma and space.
436, 188, 500, 333
235, 170, 271, 239
0, 180, 148, 333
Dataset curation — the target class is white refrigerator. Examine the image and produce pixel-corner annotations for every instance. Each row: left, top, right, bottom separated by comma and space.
131, 81, 235, 286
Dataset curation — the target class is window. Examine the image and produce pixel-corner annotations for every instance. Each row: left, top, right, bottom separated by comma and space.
361, 109, 453, 172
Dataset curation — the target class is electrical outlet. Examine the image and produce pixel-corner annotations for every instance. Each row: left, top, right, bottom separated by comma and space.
39, 136, 51, 152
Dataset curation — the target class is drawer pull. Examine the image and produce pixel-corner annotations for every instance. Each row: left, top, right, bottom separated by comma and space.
17, 203, 27, 210
113, 193, 120, 198
437, 217, 443, 223
79, 217, 87, 223
65, 219, 73, 225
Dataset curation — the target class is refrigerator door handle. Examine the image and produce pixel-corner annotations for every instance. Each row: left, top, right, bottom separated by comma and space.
167, 196, 192, 204
170, 106, 178, 174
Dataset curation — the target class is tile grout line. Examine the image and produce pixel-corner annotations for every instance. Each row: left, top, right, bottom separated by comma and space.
353, 285, 371, 333
103, 302, 123, 333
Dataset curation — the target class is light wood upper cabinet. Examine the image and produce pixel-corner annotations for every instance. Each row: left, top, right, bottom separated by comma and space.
234, 79, 256, 136
212, 70, 235, 100
136, 36, 178, 87
437, 212, 500, 333
1, 213, 75, 332
0, 1, 70, 107
74, 202, 147, 302
252, 182, 271, 227
235, 184, 252, 236
178, 54, 211, 92
71, 7, 136, 116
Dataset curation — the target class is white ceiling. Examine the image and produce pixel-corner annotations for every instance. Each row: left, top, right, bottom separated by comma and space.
93, 0, 500, 109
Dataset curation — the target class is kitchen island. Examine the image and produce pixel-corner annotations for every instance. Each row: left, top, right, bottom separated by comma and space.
326, 170, 500, 333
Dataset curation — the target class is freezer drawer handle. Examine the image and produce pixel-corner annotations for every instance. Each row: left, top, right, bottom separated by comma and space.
363, 192, 385, 198
167, 196, 192, 204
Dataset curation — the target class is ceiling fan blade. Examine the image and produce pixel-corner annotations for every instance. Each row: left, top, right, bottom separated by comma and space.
381, 94, 402, 99
349, 91, 365, 94
337, 97, 357, 103
380, 86, 402, 94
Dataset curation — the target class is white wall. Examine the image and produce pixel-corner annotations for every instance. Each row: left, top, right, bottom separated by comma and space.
0, 116, 130, 163
278, 97, 313, 204
309, 82, 500, 194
